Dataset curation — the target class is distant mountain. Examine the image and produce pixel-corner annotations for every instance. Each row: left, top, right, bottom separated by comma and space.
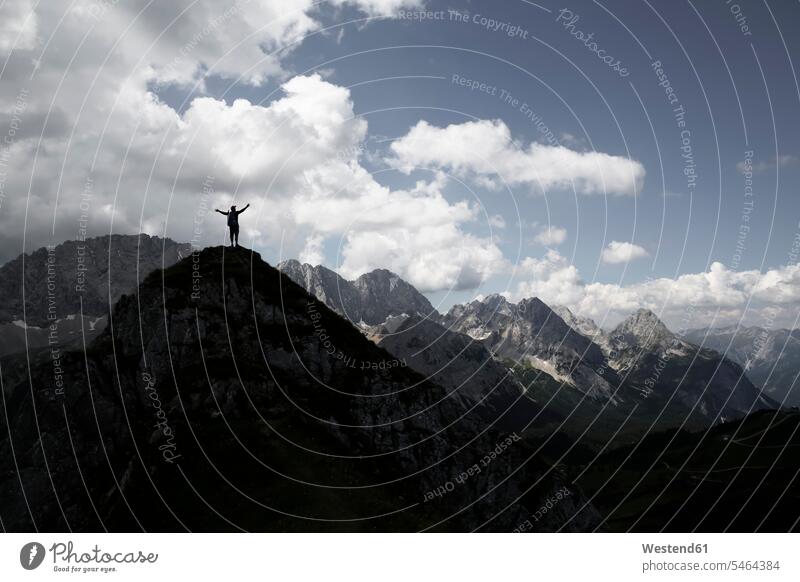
276, 259, 361, 318
448, 298, 775, 428
0, 234, 190, 357
0, 247, 594, 532
353, 269, 439, 324
611, 308, 674, 349
281, 256, 780, 429
444, 295, 619, 401
278, 260, 438, 325
371, 314, 564, 430
684, 326, 800, 407
604, 309, 776, 422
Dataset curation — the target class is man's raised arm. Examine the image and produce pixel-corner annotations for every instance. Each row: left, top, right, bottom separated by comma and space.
215, 209, 228, 215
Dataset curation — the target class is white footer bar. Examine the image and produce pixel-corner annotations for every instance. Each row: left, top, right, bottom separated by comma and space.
1, 533, 797, 581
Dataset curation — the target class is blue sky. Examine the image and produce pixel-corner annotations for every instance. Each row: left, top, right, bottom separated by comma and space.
1, 0, 799, 327
290, 0, 798, 274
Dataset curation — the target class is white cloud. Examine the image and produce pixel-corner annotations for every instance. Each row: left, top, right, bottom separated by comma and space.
388, 119, 645, 196
512, 250, 800, 328
341, 224, 505, 292
330, 0, 423, 17
67, 0, 321, 88
290, 169, 506, 291
514, 250, 585, 308
600, 241, 649, 264
0, 0, 37, 55
299, 232, 325, 265
737, 154, 799, 175
175, 73, 367, 190
488, 214, 507, 229
534, 225, 567, 246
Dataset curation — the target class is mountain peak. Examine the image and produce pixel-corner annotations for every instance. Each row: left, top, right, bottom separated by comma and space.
518, 296, 549, 309
630, 308, 667, 325
351, 269, 436, 323
280, 262, 436, 325
357, 268, 400, 280
277, 259, 339, 276
277, 258, 303, 269
476, 293, 511, 307
517, 297, 563, 325
613, 308, 672, 346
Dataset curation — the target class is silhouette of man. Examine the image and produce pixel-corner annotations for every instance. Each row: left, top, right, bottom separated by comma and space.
215, 203, 249, 248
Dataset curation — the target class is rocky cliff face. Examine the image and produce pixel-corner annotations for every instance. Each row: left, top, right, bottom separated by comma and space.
276, 259, 362, 320
611, 308, 674, 351
447, 299, 776, 429
0, 234, 190, 356
0, 247, 594, 532
278, 260, 438, 325
373, 314, 565, 431
352, 269, 439, 324
444, 295, 618, 401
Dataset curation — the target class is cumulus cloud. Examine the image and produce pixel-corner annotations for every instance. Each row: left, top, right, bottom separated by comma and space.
175, 73, 367, 190
388, 119, 645, 196
0, 0, 37, 55
533, 225, 567, 246
299, 232, 326, 266
341, 224, 505, 292
512, 250, 800, 328
514, 250, 585, 307
290, 169, 506, 291
600, 241, 649, 264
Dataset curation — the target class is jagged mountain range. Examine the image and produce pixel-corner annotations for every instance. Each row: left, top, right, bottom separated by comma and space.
447, 300, 773, 432
443, 295, 617, 401
1, 243, 784, 428
0, 236, 795, 532
284, 261, 776, 430
278, 259, 438, 325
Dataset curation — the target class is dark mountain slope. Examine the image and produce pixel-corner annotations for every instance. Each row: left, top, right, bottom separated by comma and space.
579, 409, 800, 531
